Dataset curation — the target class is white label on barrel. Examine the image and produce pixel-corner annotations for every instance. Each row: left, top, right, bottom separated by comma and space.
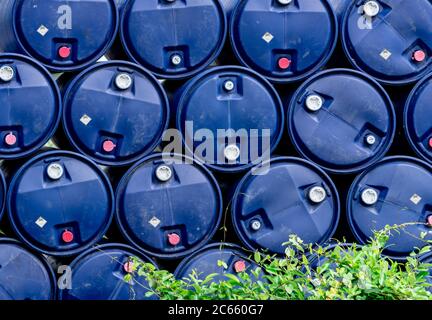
380, 49, 392, 60
410, 194, 422, 205
80, 114, 92, 126
262, 32, 274, 43
35, 217, 48, 228
149, 216, 161, 228
57, 5, 72, 30
37, 25, 49, 36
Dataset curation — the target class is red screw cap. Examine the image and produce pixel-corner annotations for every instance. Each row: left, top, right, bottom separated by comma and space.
427, 215, 432, 227
4, 132, 17, 146
413, 50, 426, 62
58, 46, 71, 59
62, 230, 74, 243
102, 140, 116, 153
123, 261, 134, 273
428, 138, 432, 149
233, 260, 246, 273
167, 233, 181, 246
278, 57, 291, 70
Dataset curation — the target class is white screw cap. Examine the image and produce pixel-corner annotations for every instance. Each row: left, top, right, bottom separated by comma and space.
278, 0, 292, 5
115, 73, 133, 90
224, 144, 241, 161
223, 80, 235, 92
250, 220, 262, 231
305, 95, 323, 112
47, 163, 64, 180
361, 188, 379, 205
308, 186, 327, 204
363, 1, 380, 17
156, 165, 172, 182
0, 66, 14, 82
365, 134, 376, 145
171, 54, 182, 66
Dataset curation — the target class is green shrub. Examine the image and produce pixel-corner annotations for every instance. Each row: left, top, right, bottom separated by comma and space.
124, 225, 432, 300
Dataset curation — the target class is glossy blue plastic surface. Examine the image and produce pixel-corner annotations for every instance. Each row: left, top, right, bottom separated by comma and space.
176, 66, 284, 173
58, 244, 157, 300
404, 74, 432, 164
7, 150, 114, 257
0, 0, 118, 72
63, 61, 169, 167
328, 0, 351, 23
347, 156, 432, 260
232, 157, 340, 256
120, 0, 227, 79
174, 243, 262, 282
116, 153, 223, 260
308, 243, 359, 270
230, 0, 338, 83
288, 69, 395, 174
0, 169, 6, 222
342, 0, 432, 85
0, 238, 56, 300
0, 54, 61, 159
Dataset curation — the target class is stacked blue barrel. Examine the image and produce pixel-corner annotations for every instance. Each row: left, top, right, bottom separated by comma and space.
0, 0, 431, 300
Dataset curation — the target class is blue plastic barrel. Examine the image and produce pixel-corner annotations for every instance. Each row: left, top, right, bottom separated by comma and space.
174, 243, 263, 282
7, 150, 114, 257
342, 0, 432, 85
175, 66, 284, 173
116, 153, 222, 260
119, 0, 227, 79
0, 238, 56, 300
347, 156, 432, 261
404, 74, 432, 164
0, 54, 61, 159
58, 243, 157, 300
231, 157, 340, 256
0, 0, 118, 72
62, 61, 170, 167
0, 168, 6, 222
230, 0, 338, 83
288, 68, 395, 174
328, 0, 351, 23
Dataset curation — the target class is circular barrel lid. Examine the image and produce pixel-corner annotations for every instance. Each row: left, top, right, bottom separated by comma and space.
230, 0, 338, 83
0, 238, 56, 300
176, 66, 284, 173
0, 54, 61, 159
120, 0, 227, 79
404, 74, 432, 164
7, 150, 114, 256
12, 0, 118, 72
347, 156, 432, 261
174, 243, 263, 282
58, 243, 157, 300
342, 0, 432, 85
288, 68, 395, 174
232, 157, 340, 256
63, 61, 169, 167
116, 153, 222, 260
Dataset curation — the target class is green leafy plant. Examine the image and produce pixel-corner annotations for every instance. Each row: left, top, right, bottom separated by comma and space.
124, 224, 432, 300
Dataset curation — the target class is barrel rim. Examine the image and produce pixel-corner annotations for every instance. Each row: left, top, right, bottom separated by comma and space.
115, 152, 224, 260
62, 60, 170, 167
0, 53, 62, 160
119, 0, 228, 80
287, 68, 396, 175
404, 73, 432, 164
0, 237, 57, 300
346, 155, 432, 261
7, 150, 115, 257
11, 0, 119, 73
57, 242, 158, 300
231, 156, 341, 256
175, 65, 285, 173
229, 0, 339, 84
341, 0, 432, 86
